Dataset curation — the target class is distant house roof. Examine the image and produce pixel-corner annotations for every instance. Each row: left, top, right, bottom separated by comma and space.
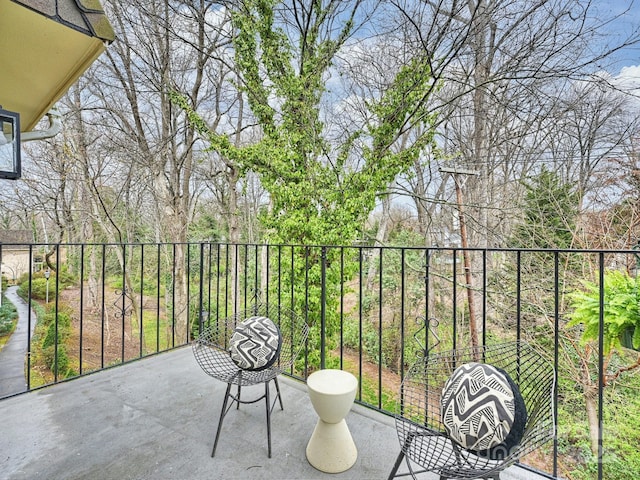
0, 229, 34, 249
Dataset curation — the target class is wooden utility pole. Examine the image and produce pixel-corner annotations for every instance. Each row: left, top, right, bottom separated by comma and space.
440, 167, 480, 350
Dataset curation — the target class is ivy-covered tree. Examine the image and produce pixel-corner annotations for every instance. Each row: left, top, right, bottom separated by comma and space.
229, 0, 437, 247
174, 0, 439, 365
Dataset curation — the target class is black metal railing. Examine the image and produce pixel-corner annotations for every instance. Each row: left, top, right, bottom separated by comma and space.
1, 241, 639, 480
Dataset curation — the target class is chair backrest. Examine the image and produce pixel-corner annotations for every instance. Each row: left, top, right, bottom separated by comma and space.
396, 341, 555, 476
195, 303, 310, 373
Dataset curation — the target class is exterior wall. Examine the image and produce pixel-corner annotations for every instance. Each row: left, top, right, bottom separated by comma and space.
1, 250, 31, 283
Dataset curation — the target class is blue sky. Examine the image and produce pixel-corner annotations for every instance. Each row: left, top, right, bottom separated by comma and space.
595, 0, 640, 72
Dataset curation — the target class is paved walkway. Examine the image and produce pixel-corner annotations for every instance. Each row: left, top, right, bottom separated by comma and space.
0, 286, 36, 398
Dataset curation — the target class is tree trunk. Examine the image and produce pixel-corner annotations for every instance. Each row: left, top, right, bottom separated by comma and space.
584, 384, 600, 455
366, 192, 392, 291
173, 243, 190, 343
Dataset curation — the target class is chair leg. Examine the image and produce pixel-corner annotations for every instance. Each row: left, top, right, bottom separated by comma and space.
236, 371, 244, 410
438, 472, 501, 480
265, 380, 272, 458
387, 450, 406, 480
211, 382, 233, 457
273, 376, 284, 410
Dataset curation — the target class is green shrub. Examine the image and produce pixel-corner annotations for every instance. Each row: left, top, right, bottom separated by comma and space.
38, 304, 74, 379
17, 277, 49, 301
0, 317, 13, 336
568, 270, 640, 353
41, 322, 55, 348
17, 268, 77, 303
0, 301, 18, 335
41, 309, 72, 346
41, 344, 75, 377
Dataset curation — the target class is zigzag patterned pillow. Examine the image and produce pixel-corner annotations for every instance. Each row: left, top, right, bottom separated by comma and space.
440, 362, 527, 460
229, 316, 282, 371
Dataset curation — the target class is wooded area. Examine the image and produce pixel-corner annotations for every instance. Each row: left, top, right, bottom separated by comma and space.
0, 0, 637, 255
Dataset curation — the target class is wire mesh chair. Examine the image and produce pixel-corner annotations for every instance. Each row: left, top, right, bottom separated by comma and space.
388, 341, 556, 480
193, 303, 309, 458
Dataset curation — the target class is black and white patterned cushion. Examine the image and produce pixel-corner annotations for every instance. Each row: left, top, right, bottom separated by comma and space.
441, 362, 527, 460
229, 316, 282, 371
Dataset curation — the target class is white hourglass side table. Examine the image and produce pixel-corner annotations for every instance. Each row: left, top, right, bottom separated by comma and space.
305, 369, 358, 473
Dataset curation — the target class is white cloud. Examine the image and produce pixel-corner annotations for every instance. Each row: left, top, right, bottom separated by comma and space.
616, 64, 640, 88
607, 65, 640, 107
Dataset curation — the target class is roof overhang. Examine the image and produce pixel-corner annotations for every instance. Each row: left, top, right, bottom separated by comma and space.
0, 0, 114, 179
0, 0, 115, 132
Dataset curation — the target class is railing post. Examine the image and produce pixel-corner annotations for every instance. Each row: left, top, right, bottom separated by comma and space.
320, 246, 327, 370
198, 242, 205, 335
54, 244, 60, 382
598, 252, 605, 480
26, 246, 33, 391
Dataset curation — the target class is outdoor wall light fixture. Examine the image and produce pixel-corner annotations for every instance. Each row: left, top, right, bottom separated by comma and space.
0, 108, 21, 180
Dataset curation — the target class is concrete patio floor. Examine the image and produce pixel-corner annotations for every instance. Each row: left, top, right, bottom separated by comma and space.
0, 346, 548, 480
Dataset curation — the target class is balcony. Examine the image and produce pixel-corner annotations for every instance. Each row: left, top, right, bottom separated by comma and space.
1, 242, 639, 479
2, 346, 545, 480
